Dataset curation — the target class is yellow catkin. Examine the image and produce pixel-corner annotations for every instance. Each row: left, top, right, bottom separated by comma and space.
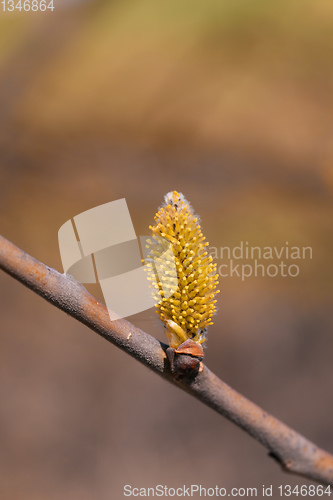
146, 191, 220, 349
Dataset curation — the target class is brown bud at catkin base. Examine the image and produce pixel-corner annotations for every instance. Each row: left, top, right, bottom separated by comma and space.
166, 339, 204, 380
146, 191, 220, 378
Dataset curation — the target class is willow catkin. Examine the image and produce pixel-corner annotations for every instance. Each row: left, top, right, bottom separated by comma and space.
145, 191, 220, 349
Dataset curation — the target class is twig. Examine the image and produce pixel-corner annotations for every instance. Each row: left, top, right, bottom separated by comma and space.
0, 234, 332, 486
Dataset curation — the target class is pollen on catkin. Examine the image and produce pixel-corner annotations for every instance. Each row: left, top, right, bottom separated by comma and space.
145, 191, 220, 349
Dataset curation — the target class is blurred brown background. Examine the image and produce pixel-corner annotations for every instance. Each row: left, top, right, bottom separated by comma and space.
0, 1, 332, 499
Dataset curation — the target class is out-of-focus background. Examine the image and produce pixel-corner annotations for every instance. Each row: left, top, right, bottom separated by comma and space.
0, 1, 332, 498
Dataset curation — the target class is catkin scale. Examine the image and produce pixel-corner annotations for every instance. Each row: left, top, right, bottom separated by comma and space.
146, 191, 220, 350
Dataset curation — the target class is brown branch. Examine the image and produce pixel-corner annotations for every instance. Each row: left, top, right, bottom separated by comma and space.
0, 234, 332, 486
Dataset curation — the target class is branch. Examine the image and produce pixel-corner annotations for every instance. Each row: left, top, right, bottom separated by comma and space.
0, 234, 332, 486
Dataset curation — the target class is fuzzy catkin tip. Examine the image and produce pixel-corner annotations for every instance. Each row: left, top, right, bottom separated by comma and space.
146, 190, 220, 349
